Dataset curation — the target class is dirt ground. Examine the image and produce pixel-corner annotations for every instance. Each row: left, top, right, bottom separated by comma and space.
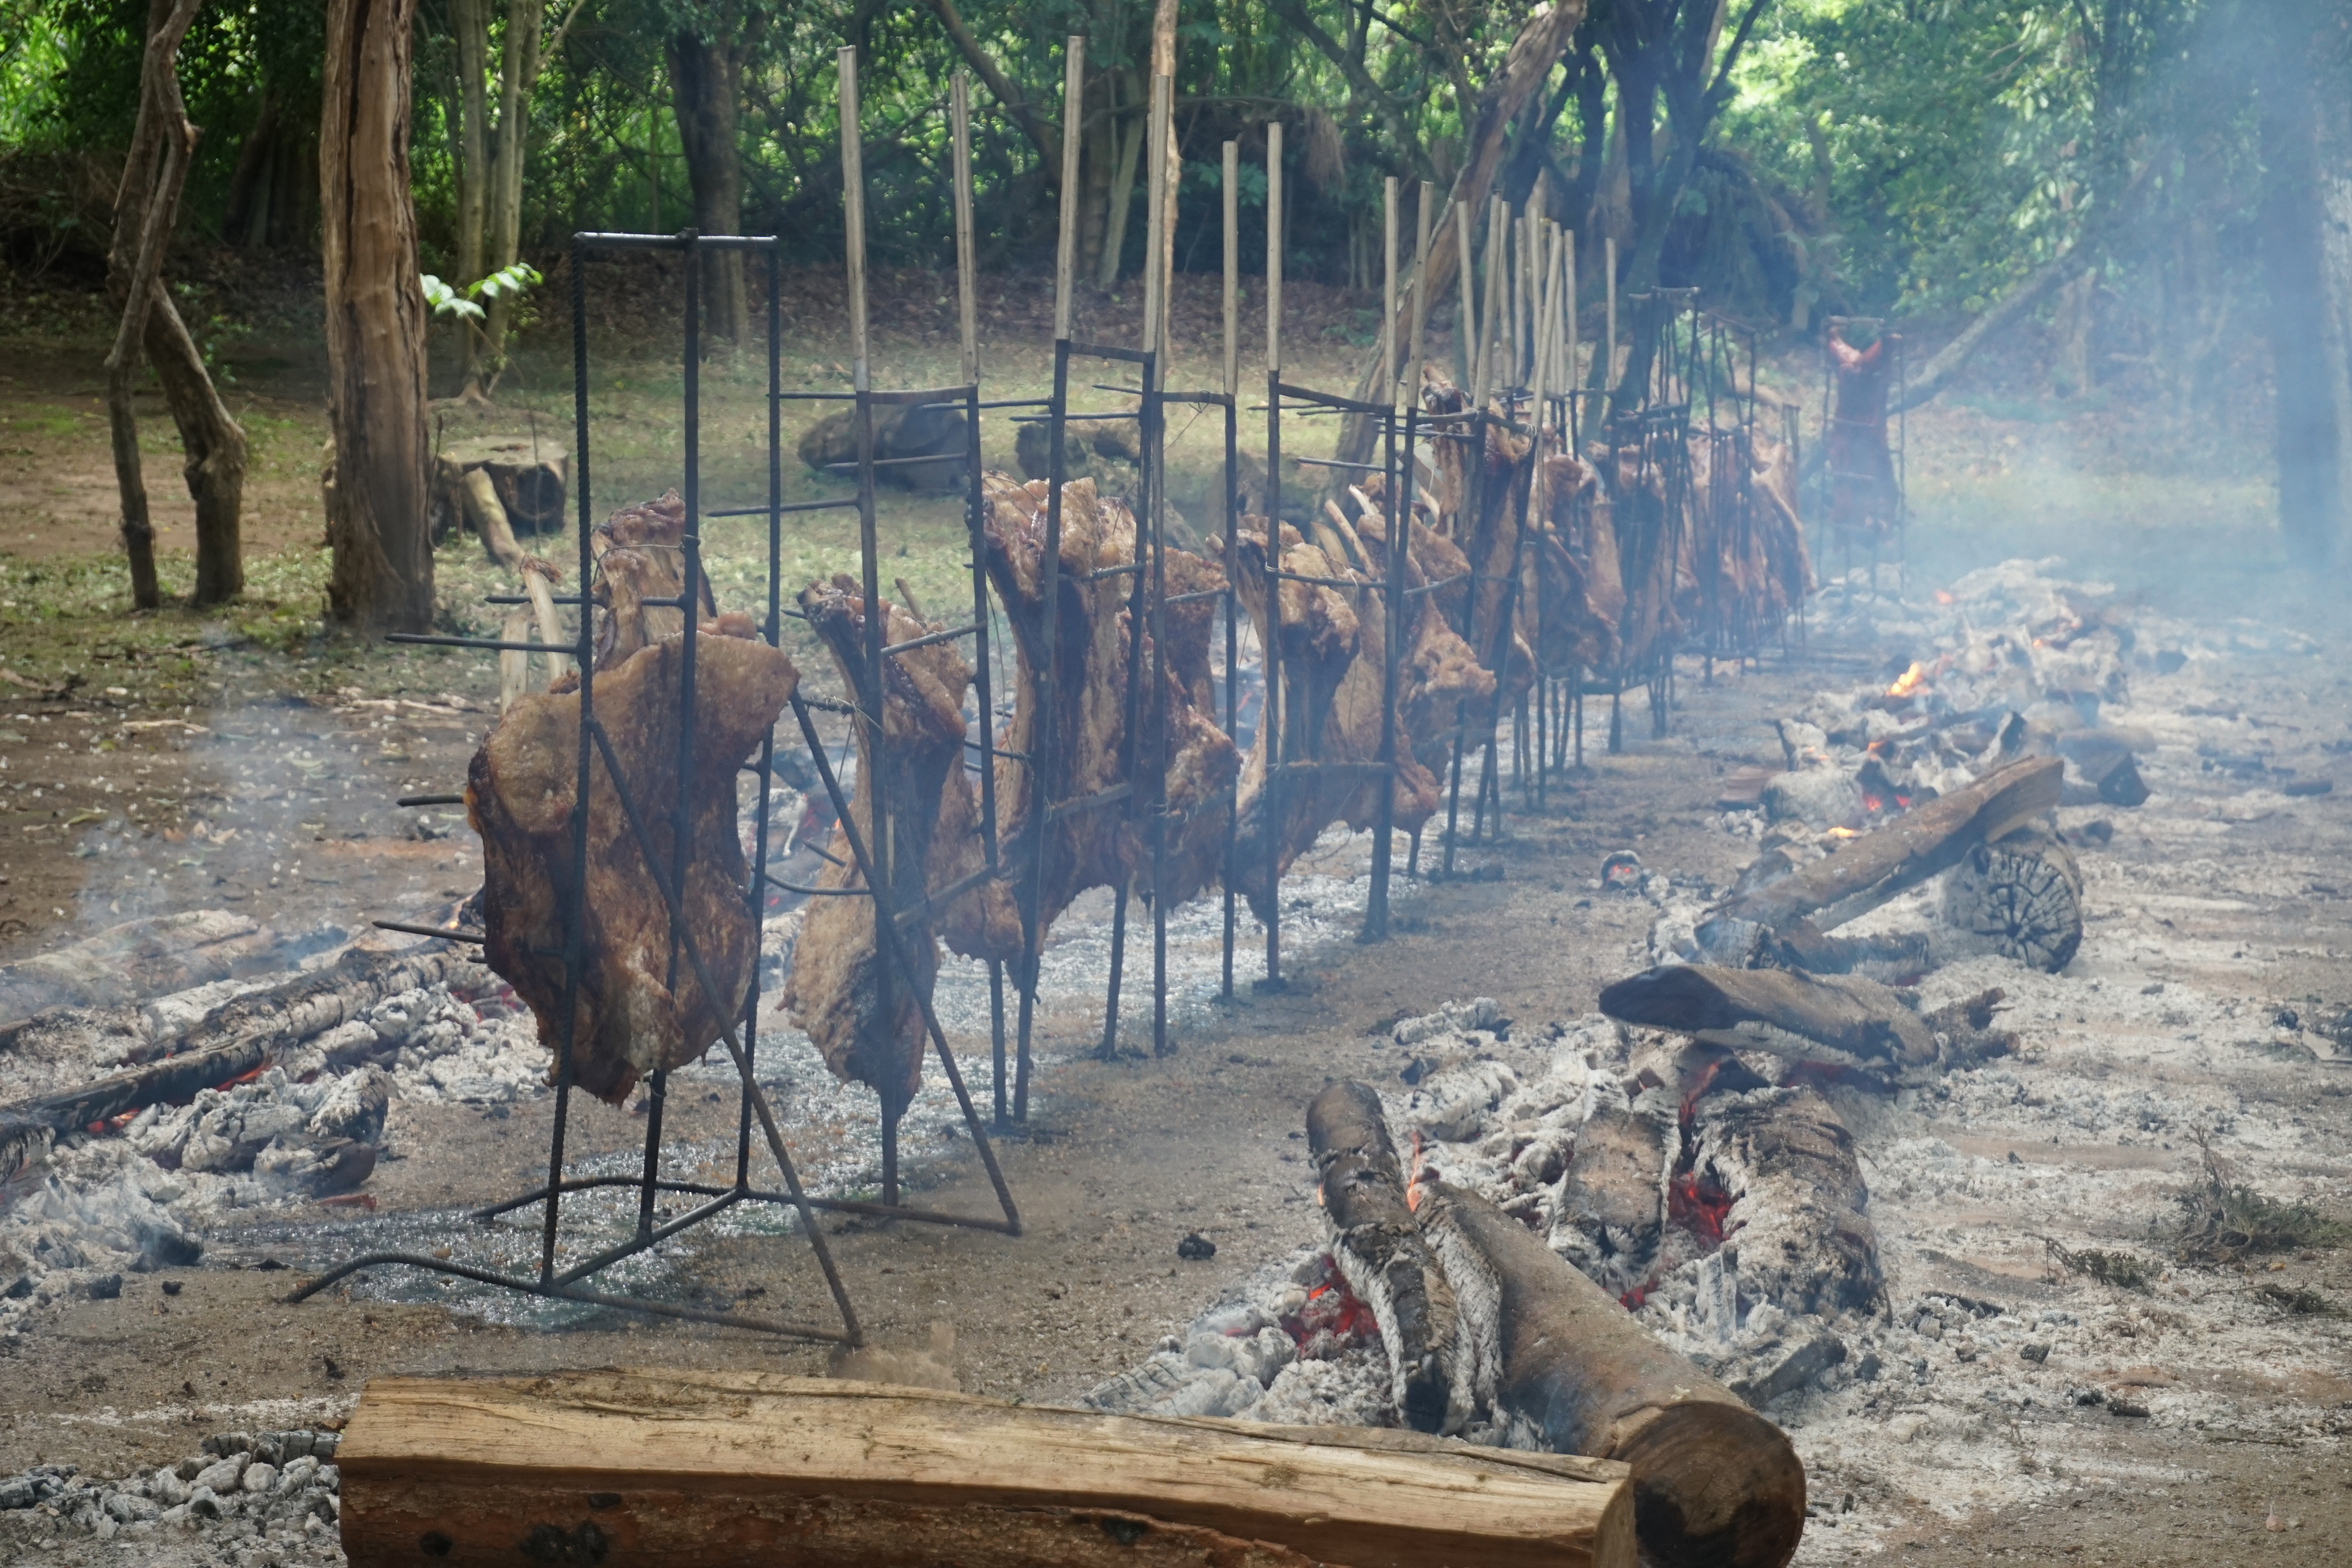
2, 261, 2348, 1564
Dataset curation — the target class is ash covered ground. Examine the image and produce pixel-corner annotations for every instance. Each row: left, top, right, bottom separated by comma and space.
2, 549, 2350, 1568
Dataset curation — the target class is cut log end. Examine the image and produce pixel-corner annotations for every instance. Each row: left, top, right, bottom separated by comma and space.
1939, 829, 2083, 972
1612, 1400, 1809, 1568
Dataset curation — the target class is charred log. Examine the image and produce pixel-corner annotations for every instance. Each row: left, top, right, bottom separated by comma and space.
1694, 755, 2062, 964
1684, 1085, 1882, 1319
1938, 826, 2085, 972
1304, 1081, 1469, 1436
1416, 1181, 1806, 1568
1598, 965, 1936, 1074
0, 912, 314, 1044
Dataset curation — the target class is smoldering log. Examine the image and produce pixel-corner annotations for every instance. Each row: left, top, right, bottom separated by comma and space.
0, 944, 493, 1182
336, 1371, 1638, 1568
1599, 964, 1936, 1073
1683, 1083, 1883, 1319
1694, 755, 2062, 964
1415, 1182, 1806, 1568
1305, 1081, 1469, 1436
1938, 826, 2085, 972
0, 912, 318, 1044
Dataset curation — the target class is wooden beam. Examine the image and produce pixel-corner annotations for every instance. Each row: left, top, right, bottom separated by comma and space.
1597, 964, 1937, 1071
338, 1372, 1635, 1568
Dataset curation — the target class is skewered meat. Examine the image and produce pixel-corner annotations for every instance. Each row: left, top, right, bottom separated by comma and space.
1531, 453, 1623, 673
588, 491, 722, 668
960, 475, 1238, 957
782, 579, 982, 1107
1228, 504, 1488, 920
467, 627, 797, 1105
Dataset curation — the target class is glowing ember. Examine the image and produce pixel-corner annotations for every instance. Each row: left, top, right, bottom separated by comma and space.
1827, 826, 1860, 839
1667, 1171, 1738, 1246
1405, 1130, 1427, 1212
1884, 660, 1929, 699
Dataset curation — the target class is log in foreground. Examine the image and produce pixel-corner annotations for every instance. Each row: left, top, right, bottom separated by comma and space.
337, 1371, 1635, 1568
1695, 755, 2061, 964
1416, 1184, 1807, 1568
1305, 1081, 1468, 1434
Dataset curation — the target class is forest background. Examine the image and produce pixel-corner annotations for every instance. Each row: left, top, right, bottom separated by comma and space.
0, 0, 2346, 614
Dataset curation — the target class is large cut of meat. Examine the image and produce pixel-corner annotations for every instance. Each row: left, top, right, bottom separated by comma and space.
467, 628, 798, 1104
781, 578, 982, 1107
1531, 453, 1624, 673
1676, 425, 1815, 653
588, 491, 724, 668
960, 474, 1238, 958
1595, 433, 1685, 677
1228, 503, 1487, 921
1825, 325, 1898, 539
1415, 370, 1535, 713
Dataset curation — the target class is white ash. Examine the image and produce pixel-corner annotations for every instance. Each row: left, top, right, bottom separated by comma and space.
0, 1429, 342, 1561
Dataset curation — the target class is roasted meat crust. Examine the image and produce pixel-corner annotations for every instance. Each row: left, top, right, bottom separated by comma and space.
782, 577, 982, 1107
467, 628, 797, 1105
1532, 453, 1624, 674
588, 491, 722, 668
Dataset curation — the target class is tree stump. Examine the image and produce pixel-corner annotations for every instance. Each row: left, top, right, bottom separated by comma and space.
1939, 826, 2084, 971
430, 435, 569, 549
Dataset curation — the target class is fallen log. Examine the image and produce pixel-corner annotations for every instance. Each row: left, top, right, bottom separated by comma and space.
336, 1370, 1637, 1568
0, 943, 494, 1182
1597, 965, 1936, 1073
0, 911, 314, 1043
1416, 1183, 1806, 1568
430, 434, 569, 544
1305, 1081, 1469, 1436
1695, 755, 2061, 964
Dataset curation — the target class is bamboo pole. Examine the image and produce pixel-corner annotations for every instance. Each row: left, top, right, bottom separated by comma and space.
1381, 176, 1398, 399
1262, 120, 1284, 985
1142, 73, 1171, 356
1222, 140, 1240, 399
1266, 124, 1283, 378
1053, 36, 1085, 342
1408, 184, 1434, 402
1604, 234, 1617, 392
950, 71, 978, 387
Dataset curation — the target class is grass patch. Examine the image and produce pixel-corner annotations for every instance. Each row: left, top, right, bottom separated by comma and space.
2172, 1131, 2350, 1265
2254, 1283, 2340, 1318
2043, 1238, 2154, 1292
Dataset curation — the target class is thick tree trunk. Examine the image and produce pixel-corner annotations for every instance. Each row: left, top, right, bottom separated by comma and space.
1333, 0, 1588, 466
321, 0, 435, 632
669, 31, 748, 344
145, 301, 249, 603
2258, 6, 2352, 566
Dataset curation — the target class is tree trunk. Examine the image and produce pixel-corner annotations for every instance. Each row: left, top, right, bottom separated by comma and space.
105, 0, 209, 613
2258, 5, 2352, 567
321, 0, 435, 632
476, 0, 547, 380
668, 31, 748, 344
1333, 0, 1588, 466
450, 0, 489, 390
1097, 82, 1142, 289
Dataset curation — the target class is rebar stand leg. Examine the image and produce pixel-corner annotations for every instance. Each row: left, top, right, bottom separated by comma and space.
1098, 882, 1130, 1061
988, 959, 1008, 1127
635, 1069, 669, 1237
1610, 687, 1624, 754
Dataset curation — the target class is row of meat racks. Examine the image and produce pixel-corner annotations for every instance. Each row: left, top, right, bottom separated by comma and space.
294, 42, 1835, 1346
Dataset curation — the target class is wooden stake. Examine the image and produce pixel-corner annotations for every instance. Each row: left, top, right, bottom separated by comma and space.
1452, 196, 1474, 397
1381, 176, 1398, 399
1407, 183, 1434, 405
1473, 196, 1502, 408
1266, 122, 1283, 376
950, 71, 978, 387
1604, 233, 1616, 392
1053, 36, 1085, 341
836, 49, 869, 393
1142, 73, 1171, 356
1222, 140, 1239, 399
1563, 225, 1578, 428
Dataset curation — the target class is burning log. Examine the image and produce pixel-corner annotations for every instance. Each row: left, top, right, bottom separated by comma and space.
1694, 755, 2061, 965
0, 944, 491, 1183
1938, 825, 2085, 972
468, 628, 798, 1105
1305, 1081, 1470, 1436
1415, 1183, 1806, 1568
1679, 1082, 1881, 1319
1598, 965, 1936, 1075
336, 1371, 1637, 1568
0, 912, 314, 1045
